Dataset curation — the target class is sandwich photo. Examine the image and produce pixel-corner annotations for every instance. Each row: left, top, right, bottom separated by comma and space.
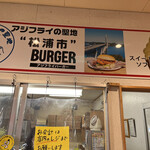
96, 54, 116, 69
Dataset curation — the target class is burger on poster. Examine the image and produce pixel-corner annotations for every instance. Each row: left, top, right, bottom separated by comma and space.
96, 54, 116, 69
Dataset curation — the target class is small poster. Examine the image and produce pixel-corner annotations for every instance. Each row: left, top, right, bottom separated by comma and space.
92, 131, 105, 149
34, 126, 69, 150
128, 118, 136, 137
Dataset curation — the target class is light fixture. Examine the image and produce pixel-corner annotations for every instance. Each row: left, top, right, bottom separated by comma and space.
27, 87, 82, 97
0, 86, 14, 94
115, 44, 122, 48
0, 86, 82, 97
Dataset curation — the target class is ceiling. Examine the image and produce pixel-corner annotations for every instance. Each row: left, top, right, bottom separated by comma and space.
0, 0, 150, 13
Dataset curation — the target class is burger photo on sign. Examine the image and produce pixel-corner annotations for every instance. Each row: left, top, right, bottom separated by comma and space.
87, 53, 126, 71
96, 54, 116, 69
85, 29, 126, 72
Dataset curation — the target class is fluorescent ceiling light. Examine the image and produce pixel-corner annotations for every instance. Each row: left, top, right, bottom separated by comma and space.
27, 87, 82, 97
0, 86, 14, 94
0, 86, 82, 97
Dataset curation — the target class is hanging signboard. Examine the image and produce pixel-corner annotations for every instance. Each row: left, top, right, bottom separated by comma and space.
0, 21, 150, 77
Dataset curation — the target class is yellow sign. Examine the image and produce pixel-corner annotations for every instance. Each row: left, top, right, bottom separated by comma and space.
0, 135, 14, 150
34, 126, 69, 150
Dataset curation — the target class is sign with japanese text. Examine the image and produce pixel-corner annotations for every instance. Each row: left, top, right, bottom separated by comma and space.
124, 31, 150, 75
34, 126, 69, 150
0, 21, 150, 77
0, 22, 84, 72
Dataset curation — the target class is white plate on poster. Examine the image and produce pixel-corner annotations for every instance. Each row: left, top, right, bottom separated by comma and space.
87, 58, 125, 71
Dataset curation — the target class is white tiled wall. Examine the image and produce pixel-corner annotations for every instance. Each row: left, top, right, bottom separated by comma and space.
0, 3, 37, 22
64, 0, 148, 12
0, 2, 150, 30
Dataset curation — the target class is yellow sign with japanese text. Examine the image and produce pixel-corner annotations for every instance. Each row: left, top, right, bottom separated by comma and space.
34, 126, 69, 150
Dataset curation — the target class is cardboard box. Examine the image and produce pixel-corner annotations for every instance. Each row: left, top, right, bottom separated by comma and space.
57, 121, 65, 126
74, 116, 82, 121
57, 115, 65, 121
57, 115, 81, 121
47, 115, 57, 122
74, 121, 81, 129
81, 128, 86, 142
46, 115, 81, 129
65, 116, 72, 121
46, 115, 57, 126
